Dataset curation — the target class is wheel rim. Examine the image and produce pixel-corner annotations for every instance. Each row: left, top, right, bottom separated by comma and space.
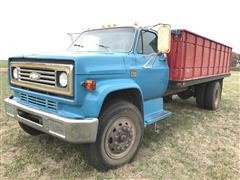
214, 88, 220, 107
104, 117, 136, 160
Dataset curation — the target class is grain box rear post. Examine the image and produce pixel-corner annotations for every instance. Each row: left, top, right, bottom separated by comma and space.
167, 29, 232, 82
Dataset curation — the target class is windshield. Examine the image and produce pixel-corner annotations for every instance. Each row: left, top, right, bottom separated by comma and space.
68, 27, 136, 53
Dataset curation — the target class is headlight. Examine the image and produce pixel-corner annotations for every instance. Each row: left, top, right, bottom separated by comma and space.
13, 67, 18, 79
59, 72, 68, 87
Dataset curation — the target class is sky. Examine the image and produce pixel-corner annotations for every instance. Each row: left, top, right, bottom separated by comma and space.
0, 0, 239, 60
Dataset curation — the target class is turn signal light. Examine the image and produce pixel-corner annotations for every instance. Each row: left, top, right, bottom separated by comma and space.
83, 80, 96, 91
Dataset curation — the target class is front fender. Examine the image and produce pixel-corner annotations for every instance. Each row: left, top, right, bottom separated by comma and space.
81, 79, 143, 118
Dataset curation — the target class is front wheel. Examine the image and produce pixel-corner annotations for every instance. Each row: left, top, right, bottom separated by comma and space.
84, 100, 143, 171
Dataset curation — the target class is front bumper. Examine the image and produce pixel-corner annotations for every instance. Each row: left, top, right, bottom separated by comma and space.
4, 97, 99, 143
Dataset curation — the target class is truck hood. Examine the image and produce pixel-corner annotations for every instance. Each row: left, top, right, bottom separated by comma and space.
12, 51, 127, 75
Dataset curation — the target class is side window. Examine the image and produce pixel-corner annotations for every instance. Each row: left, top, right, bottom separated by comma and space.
137, 31, 158, 54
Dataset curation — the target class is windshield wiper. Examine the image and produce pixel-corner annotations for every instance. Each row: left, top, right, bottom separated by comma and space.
96, 44, 112, 52
74, 44, 84, 48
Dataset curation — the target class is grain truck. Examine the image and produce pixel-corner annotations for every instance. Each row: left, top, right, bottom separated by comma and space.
4, 23, 232, 170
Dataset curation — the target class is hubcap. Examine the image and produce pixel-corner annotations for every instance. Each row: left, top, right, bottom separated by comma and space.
104, 117, 136, 159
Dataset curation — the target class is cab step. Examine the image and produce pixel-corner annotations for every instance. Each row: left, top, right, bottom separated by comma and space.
144, 110, 172, 126
143, 97, 172, 127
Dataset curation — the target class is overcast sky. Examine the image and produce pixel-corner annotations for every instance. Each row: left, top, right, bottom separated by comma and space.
0, 0, 239, 60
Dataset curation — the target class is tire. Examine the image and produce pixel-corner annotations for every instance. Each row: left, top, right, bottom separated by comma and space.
18, 122, 43, 136
83, 100, 144, 171
163, 95, 172, 103
205, 81, 222, 110
195, 84, 207, 108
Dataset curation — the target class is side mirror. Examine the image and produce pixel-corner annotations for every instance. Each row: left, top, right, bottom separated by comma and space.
157, 24, 171, 53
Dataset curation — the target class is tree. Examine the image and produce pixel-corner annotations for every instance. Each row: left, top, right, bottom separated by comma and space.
232, 52, 240, 67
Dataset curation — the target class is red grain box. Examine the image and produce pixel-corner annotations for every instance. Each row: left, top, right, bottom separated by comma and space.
167, 29, 232, 81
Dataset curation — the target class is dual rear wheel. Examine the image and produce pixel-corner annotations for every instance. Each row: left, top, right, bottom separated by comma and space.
196, 80, 222, 110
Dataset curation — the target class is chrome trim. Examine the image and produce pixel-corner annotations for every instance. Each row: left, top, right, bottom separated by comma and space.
19, 76, 56, 85
10, 62, 73, 96
20, 68, 55, 75
4, 97, 98, 143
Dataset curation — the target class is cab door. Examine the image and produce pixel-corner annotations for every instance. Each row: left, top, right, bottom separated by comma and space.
134, 30, 169, 100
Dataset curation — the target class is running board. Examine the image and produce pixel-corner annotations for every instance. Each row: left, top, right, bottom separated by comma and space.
143, 98, 172, 127
144, 110, 172, 127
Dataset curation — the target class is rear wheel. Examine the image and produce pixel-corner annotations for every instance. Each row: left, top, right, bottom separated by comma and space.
83, 100, 143, 171
205, 81, 222, 110
195, 84, 207, 108
18, 122, 43, 136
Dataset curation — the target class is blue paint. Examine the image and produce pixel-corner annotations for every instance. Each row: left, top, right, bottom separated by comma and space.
8, 27, 172, 126
144, 98, 172, 126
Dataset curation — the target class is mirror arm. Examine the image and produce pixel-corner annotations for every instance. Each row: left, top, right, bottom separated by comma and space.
144, 23, 171, 30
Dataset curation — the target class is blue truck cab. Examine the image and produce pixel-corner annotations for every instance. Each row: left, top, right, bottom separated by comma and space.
4, 25, 174, 170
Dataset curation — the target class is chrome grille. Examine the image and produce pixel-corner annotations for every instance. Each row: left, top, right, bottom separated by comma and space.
19, 67, 56, 86
20, 93, 57, 111
10, 62, 73, 96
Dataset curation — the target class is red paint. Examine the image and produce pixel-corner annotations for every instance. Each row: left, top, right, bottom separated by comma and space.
167, 30, 232, 81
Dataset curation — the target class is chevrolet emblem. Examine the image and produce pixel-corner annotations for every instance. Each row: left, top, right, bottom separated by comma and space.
29, 72, 40, 80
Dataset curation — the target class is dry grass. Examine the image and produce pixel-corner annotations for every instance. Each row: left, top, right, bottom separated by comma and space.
0, 60, 8, 69
0, 71, 239, 179
0, 60, 8, 73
